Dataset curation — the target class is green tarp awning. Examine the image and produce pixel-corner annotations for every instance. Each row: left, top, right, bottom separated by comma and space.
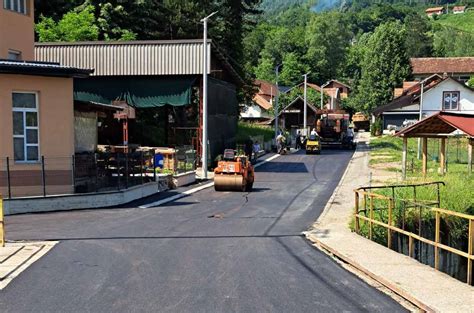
74, 77, 196, 108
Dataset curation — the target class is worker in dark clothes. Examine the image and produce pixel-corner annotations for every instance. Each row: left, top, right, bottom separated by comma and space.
244, 138, 254, 161
295, 131, 302, 150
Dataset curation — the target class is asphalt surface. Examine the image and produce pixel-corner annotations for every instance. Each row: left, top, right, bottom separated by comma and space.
0, 150, 406, 313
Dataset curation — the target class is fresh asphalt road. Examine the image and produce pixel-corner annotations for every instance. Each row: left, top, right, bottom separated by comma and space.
0, 150, 406, 313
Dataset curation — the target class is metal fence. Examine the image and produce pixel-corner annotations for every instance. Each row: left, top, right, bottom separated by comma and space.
174, 146, 197, 174
0, 148, 197, 199
354, 182, 474, 285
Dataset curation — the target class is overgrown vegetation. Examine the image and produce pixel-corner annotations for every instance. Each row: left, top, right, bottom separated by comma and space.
236, 122, 274, 143
370, 135, 474, 215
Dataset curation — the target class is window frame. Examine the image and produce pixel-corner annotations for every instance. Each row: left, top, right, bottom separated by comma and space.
3, 0, 27, 15
12, 91, 40, 163
442, 91, 460, 111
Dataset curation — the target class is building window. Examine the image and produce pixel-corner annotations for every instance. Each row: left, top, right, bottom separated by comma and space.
7, 50, 21, 60
443, 91, 460, 111
12, 92, 39, 162
3, 0, 27, 14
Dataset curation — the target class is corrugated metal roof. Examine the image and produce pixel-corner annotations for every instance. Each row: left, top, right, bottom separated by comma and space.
35, 40, 211, 76
0, 59, 93, 77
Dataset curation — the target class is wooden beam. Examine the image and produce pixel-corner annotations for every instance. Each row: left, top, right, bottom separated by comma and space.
440, 138, 446, 175
422, 137, 428, 177
402, 137, 408, 180
468, 139, 473, 175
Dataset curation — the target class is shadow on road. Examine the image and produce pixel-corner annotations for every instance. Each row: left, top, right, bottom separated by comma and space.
256, 162, 309, 173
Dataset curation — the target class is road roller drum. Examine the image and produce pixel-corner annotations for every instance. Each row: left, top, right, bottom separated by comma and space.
214, 149, 254, 192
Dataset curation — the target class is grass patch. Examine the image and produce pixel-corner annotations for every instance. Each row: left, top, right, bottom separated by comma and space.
369, 135, 474, 215
236, 122, 274, 143
434, 10, 474, 33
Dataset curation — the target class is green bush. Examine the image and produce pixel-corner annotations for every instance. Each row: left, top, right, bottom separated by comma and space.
236, 122, 274, 143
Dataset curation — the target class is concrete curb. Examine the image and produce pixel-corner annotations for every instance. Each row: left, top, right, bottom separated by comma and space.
304, 233, 435, 313
303, 137, 436, 313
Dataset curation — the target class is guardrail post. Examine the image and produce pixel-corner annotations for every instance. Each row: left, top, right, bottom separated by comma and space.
468, 139, 472, 175
408, 236, 414, 258
468, 219, 473, 285
402, 137, 407, 180
435, 211, 440, 270
387, 198, 393, 249
369, 195, 374, 241
0, 196, 4, 247
354, 191, 360, 233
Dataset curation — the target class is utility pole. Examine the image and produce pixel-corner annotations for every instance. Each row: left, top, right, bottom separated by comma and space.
274, 64, 282, 140
417, 81, 425, 159
320, 84, 324, 110
320, 81, 330, 110
200, 11, 217, 180
303, 73, 309, 136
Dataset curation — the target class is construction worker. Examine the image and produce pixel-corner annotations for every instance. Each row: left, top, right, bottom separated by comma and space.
276, 132, 286, 154
244, 138, 253, 161
295, 131, 302, 150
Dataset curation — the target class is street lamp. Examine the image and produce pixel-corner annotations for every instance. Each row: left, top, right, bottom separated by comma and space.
274, 64, 282, 140
320, 80, 331, 110
200, 11, 217, 180
303, 72, 310, 136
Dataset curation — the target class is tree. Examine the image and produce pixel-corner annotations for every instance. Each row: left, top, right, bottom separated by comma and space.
404, 13, 433, 57
305, 11, 352, 84
352, 21, 411, 113
36, 6, 99, 42
279, 52, 308, 85
468, 76, 474, 88
255, 54, 277, 83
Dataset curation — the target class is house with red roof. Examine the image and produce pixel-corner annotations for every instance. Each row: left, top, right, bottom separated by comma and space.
453, 5, 467, 14
425, 7, 445, 17
410, 57, 474, 83
373, 75, 474, 129
241, 80, 275, 121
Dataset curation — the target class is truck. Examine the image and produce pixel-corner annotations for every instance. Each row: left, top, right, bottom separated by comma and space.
315, 110, 356, 150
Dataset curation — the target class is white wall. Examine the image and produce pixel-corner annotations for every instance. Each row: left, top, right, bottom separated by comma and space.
241, 105, 270, 119
422, 79, 474, 116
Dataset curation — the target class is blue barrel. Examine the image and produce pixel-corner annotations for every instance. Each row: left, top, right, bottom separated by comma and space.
154, 153, 164, 169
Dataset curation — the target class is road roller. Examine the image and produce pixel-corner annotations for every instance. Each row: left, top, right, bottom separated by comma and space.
214, 149, 255, 192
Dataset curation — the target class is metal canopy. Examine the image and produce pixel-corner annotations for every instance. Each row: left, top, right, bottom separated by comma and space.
74, 77, 197, 108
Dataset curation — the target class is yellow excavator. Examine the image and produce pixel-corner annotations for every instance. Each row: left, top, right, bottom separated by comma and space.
214, 149, 255, 192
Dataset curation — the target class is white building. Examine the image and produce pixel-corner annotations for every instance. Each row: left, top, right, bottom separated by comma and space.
373, 76, 474, 129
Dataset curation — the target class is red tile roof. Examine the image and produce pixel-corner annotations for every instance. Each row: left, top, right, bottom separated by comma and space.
411, 57, 474, 75
255, 80, 277, 97
253, 94, 272, 111
453, 6, 467, 11
425, 7, 444, 13
397, 112, 474, 138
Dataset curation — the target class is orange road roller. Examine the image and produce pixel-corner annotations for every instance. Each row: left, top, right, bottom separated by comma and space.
214, 149, 255, 192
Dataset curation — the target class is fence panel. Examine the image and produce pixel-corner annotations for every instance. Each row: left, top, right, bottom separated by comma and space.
354, 183, 474, 285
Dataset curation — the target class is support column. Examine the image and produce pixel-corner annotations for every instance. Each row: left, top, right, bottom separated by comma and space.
468, 138, 473, 175
402, 137, 408, 180
422, 137, 428, 177
440, 138, 446, 175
